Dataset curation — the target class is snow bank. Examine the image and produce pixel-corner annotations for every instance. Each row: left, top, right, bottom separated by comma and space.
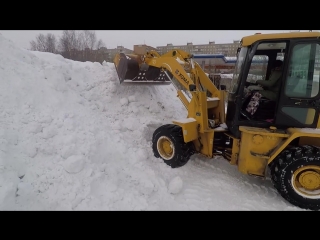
0, 34, 187, 210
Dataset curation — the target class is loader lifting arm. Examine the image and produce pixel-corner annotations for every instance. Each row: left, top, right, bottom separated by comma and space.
114, 49, 226, 127
145, 49, 220, 96
142, 49, 226, 126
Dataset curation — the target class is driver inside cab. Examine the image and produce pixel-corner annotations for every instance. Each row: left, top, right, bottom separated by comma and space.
242, 59, 283, 119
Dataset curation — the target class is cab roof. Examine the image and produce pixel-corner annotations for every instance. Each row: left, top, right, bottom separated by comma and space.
241, 32, 320, 47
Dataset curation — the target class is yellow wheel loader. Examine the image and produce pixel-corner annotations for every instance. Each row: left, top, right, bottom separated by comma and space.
114, 32, 320, 210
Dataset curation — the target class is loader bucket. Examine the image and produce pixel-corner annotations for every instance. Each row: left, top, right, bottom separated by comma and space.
114, 53, 171, 85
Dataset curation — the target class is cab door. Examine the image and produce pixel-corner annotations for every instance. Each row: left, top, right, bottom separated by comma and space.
275, 40, 320, 128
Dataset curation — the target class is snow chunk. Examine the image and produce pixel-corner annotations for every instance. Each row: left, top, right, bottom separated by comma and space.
175, 57, 185, 64
123, 118, 140, 131
220, 123, 228, 129
62, 155, 85, 174
41, 125, 58, 139
168, 176, 183, 194
120, 97, 129, 106
214, 127, 227, 131
28, 122, 43, 134
128, 95, 136, 102
60, 144, 76, 159
207, 97, 219, 101
299, 128, 320, 134
25, 146, 38, 158
172, 118, 196, 123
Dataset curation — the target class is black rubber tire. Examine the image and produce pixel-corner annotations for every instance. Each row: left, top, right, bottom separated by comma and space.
269, 145, 320, 210
269, 160, 280, 190
152, 124, 194, 168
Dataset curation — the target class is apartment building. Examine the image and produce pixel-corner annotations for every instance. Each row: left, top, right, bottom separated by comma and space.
133, 44, 158, 54
156, 40, 240, 56
104, 44, 157, 62
104, 46, 133, 62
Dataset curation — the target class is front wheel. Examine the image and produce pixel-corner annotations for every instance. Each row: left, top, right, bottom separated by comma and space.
270, 145, 320, 210
152, 124, 194, 168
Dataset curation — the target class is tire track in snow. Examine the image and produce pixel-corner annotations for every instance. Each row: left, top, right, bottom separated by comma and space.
151, 153, 297, 210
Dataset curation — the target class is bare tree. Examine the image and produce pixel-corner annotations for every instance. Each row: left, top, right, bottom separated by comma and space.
30, 40, 38, 51
82, 30, 92, 49
94, 39, 106, 61
29, 30, 107, 62
29, 33, 57, 53
29, 33, 46, 51
36, 34, 47, 51
46, 33, 57, 53
81, 30, 97, 61
96, 39, 105, 49
88, 31, 97, 50
58, 30, 75, 58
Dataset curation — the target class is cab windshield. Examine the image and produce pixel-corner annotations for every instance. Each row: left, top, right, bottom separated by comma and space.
229, 47, 248, 93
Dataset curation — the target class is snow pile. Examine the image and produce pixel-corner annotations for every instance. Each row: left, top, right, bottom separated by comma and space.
0, 34, 303, 210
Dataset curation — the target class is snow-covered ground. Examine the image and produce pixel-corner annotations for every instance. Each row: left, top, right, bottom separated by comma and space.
0, 34, 302, 210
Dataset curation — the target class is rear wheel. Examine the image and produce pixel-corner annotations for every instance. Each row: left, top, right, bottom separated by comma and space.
270, 145, 320, 210
152, 124, 194, 168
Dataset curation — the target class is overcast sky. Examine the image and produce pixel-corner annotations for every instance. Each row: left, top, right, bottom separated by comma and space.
0, 30, 309, 50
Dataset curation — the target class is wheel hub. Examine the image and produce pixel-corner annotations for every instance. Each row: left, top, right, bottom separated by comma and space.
298, 171, 320, 190
162, 141, 173, 155
292, 166, 320, 198
157, 136, 175, 160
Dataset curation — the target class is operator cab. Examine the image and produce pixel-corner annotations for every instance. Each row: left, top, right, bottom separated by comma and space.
241, 44, 285, 122
226, 33, 320, 138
